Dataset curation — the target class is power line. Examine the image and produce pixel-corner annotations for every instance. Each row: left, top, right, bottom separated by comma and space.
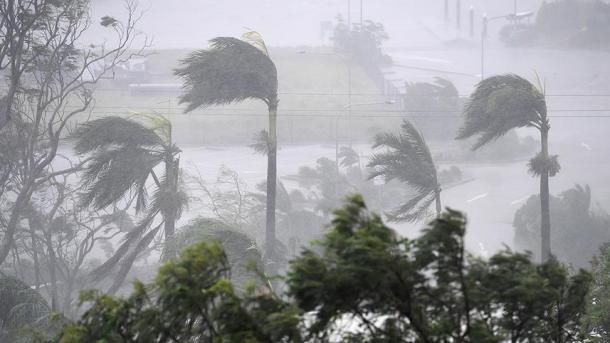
70, 110, 610, 119
60, 104, 610, 113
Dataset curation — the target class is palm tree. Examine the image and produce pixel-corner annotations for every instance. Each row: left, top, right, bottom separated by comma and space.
74, 115, 187, 292
174, 33, 279, 261
164, 218, 265, 293
1, 275, 51, 342
456, 74, 559, 262
368, 120, 442, 222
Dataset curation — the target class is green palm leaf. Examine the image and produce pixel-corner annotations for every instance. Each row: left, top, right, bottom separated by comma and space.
368, 120, 440, 222
175, 37, 278, 111
73, 117, 165, 154
165, 218, 264, 292
457, 74, 546, 150
0, 276, 50, 341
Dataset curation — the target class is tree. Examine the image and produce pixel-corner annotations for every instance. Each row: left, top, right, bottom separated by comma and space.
73, 115, 187, 293
0, 275, 53, 342
457, 74, 559, 262
55, 195, 593, 342
0, 0, 146, 267
368, 119, 442, 222
402, 77, 462, 140
585, 243, 610, 341
174, 33, 280, 264
288, 195, 591, 342
164, 217, 265, 293
513, 184, 610, 269
55, 242, 303, 343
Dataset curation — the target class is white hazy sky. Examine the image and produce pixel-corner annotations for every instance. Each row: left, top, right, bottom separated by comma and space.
88, 0, 543, 48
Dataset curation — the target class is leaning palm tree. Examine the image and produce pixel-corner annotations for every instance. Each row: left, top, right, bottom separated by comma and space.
74, 115, 187, 293
174, 32, 279, 261
368, 120, 442, 222
456, 74, 559, 262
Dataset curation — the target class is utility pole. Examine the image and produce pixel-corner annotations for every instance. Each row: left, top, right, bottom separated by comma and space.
347, 59, 352, 147
347, 0, 351, 30
356, 0, 360, 27
469, 6, 474, 38
456, 0, 461, 31
481, 14, 487, 80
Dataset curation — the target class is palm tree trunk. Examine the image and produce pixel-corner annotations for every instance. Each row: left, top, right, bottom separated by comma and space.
540, 127, 551, 263
265, 99, 278, 264
435, 188, 442, 219
161, 159, 178, 262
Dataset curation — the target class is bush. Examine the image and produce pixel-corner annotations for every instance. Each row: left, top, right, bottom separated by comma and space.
56, 195, 592, 342
513, 184, 610, 268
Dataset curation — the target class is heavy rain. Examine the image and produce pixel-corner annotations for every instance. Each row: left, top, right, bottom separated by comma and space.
1, 0, 610, 341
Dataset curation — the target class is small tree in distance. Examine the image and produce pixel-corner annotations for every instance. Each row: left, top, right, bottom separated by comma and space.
368, 119, 442, 222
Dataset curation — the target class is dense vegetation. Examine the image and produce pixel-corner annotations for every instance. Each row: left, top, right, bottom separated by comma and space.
53, 196, 592, 342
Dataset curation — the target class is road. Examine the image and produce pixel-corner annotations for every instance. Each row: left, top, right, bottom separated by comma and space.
177, 139, 610, 256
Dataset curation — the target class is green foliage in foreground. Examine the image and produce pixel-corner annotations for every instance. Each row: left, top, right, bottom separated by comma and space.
584, 243, 610, 341
54, 195, 592, 342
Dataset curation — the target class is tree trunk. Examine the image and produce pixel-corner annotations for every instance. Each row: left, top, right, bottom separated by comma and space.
43, 230, 58, 311
540, 127, 551, 263
161, 158, 178, 261
265, 99, 278, 265
0, 190, 30, 265
108, 225, 161, 294
435, 188, 442, 219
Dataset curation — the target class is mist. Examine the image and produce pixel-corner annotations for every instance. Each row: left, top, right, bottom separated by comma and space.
2, 0, 610, 341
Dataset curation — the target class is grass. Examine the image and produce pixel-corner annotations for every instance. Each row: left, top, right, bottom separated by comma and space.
83, 47, 404, 146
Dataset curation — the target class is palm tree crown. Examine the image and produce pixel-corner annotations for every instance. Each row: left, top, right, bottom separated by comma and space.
74, 116, 187, 291
368, 120, 440, 222
457, 74, 547, 150
174, 37, 278, 111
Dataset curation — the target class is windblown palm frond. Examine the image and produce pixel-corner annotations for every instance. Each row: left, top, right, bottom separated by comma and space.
79, 146, 163, 210
457, 74, 546, 150
368, 120, 440, 222
74, 117, 181, 213
0, 276, 50, 342
165, 218, 263, 292
528, 153, 561, 177
249, 129, 271, 156
149, 171, 189, 221
74, 116, 164, 155
338, 146, 360, 168
175, 37, 278, 112
75, 115, 187, 290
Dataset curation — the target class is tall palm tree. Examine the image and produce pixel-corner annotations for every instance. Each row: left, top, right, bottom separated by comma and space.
174, 33, 279, 261
74, 115, 187, 292
457, 74, 559, 262
368, 120, 441, 222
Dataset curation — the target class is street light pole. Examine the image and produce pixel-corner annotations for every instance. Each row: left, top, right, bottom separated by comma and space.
347, 0, 351, 30
480, 14, 508, 80
356, 0, 360, 27
481, 14, 487, 80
